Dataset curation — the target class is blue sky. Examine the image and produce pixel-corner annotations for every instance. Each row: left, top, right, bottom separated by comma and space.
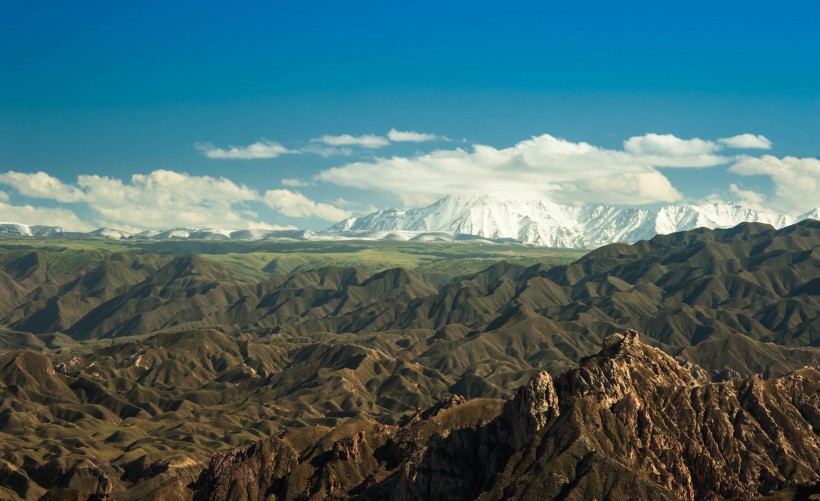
1, 1, 818, 231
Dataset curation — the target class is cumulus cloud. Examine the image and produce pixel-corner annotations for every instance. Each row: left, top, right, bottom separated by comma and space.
622, 134, 726, 167
728, 155, 820, 214
719, 134, 772, 150
0, 171, 85, 202
316, 133, 703, 206
557, 171, 683, 205
0, 201, 93, 231
313, 134, 390, 148
263, 189, 352, 221
196, 140, 295, 159
387, 128, 440, 143
0, 170, 349, 229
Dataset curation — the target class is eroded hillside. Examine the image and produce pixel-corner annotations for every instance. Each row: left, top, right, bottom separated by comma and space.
0, 220, 818, 499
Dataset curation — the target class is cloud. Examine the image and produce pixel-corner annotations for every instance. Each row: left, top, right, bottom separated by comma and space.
387, 128, 439, 143
0, 201, 93, 231
313, 134, 390, 148
728, 155, 820, 214
201, 129, 447, 159
299, 144, 355, 158
0, 170, 350, 229
557, 171, 683, 205
332, 197, 379, 214
281, 178, 310, 187
196, 140, 295, 159
0, 171, 85, 202
316, 133, 704, 206
263, 189, 352, 221
728, 183, 768, 211
719, 134, 772, 150
622, 134, 727, 167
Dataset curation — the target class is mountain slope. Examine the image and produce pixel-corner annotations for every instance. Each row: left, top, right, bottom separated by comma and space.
1, 220, 819, 499
0, 221, 817, 371
328, 195, 814, 247
191, 331, 820, 501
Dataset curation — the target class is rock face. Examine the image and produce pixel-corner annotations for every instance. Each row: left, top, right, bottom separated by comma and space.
193, 331, 820, 500
192, 437, 298, 501
500, 369, 558, 451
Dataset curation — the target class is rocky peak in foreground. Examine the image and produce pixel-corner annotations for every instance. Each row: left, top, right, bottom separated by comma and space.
191, 330, 820, 501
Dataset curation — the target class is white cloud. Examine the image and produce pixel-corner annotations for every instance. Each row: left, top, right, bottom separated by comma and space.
387, 128, 439, 143
196, 140, 295, 159
281, 178, 310, 187
313, 134, 390, 148
332, 197, 379, 214
719, 134, 772, 150
299, 144, 355, 158
0, 171, 85, 202
728, 183, 768, 211
557, 171, 683, 205
0, 201, 93, 231
316, 133, 700, 206
728, 155, 820, 214
622, 134, 727, 167
0, 170, 350, 229
263, 189, 352, 221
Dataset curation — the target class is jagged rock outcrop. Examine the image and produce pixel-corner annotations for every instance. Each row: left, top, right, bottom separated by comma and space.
192, 437, 298, 501
490, 330, 820, 500
500, 369, 558, 450
192, 331, 820, 500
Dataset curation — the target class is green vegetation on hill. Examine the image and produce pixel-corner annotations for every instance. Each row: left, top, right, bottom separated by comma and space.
0, 239, 586, 283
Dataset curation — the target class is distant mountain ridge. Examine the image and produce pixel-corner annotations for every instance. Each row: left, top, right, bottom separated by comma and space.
0, 222, 319, 242
3, 197, 818, 247
0, 223, 65, 237
327, 195, 820, 247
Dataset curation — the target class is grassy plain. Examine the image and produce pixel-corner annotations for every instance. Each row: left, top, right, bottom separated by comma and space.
0, 238, 586, 283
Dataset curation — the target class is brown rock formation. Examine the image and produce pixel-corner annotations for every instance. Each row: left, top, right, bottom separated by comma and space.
192, 437, 298, 501
193, 331, 820, 500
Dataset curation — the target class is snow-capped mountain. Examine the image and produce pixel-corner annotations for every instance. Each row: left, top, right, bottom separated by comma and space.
87, 228, 132, 239
326, 195, 815, 248
0, 224, 320, 242
1, 198, 817, 247
0, 223, 64, 237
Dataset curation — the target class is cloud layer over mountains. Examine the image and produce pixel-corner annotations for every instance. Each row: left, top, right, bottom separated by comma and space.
316, 132, 789, 207
0, 131, 818, 231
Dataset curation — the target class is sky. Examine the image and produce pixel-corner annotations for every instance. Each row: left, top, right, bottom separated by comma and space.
0, 1, 818, 232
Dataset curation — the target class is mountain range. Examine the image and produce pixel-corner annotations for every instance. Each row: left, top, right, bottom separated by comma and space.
4, 196, 819, 248
328, 195, 820, 247
0, 219, 818, 499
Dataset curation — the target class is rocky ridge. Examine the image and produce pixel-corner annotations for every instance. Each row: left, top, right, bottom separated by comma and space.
191, 331, 820, 501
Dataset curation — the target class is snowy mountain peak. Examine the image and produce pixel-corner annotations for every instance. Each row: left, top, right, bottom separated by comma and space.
0, 223, 64, 237
799, 207, 820, 221
325, 196, 813, 248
